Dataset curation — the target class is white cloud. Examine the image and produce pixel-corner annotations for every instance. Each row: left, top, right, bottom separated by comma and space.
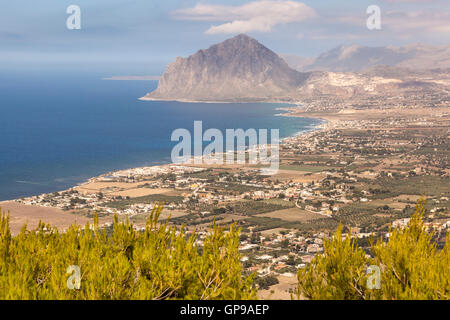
172, 1, 317, 34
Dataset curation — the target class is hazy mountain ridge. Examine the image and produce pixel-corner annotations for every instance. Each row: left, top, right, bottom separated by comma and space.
279, 54, 316, 73
285, 43, 450, 72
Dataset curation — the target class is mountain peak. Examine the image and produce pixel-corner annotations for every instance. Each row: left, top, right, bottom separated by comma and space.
208, 33, 269, 55
224, 34, 257, 44
232, 33, 253, 40
143, 35, 307, 102
223, 34, 257, 45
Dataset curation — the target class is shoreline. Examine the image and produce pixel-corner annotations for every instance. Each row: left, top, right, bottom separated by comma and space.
139, 95, 302, 105
4, 101, 325, 202
75, 103, 326, 192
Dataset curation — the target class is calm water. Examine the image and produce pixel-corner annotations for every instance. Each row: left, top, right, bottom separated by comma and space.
0, 72, 320, 200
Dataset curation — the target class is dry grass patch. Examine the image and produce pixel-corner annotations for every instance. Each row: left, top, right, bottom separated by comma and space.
256, 208, 325, 222
0, 201, 91, 235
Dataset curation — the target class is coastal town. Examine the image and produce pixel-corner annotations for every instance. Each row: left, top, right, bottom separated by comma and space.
10, 96, 449, 298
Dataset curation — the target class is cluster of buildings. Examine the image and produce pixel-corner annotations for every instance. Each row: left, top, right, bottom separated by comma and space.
16, 189, 105, 211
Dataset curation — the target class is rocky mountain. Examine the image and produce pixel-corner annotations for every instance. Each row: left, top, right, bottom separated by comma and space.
142, 35, 450, 103
142, 34, 310, 102
291, 44, 450, 72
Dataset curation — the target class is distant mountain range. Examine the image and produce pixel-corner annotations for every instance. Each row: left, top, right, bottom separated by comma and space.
282, 43, 450, 72
142, 35, 450, 102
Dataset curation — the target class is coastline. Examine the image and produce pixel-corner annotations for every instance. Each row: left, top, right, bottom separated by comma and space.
6, 101, 326, 202
139, 94, 303, 105
139, 96, 296, 105
75, 103, 326, 192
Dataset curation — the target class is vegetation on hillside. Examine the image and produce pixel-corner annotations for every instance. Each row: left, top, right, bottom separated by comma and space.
0, 200, 448, 300
296, 200, 449, 300
0, 204, 256, 300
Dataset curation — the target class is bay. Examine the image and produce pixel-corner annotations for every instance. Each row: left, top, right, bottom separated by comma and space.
0, 72, 320, 200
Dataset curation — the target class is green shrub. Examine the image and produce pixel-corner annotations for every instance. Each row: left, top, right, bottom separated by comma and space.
0, 204, 256, 300
296, 199, 449, 300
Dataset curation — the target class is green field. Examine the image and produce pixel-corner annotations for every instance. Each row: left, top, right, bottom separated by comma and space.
279, 165, 337, 172
368, 176, 450, 199
106, 194, 184, 209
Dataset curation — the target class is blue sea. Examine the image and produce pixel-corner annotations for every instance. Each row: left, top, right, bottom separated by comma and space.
0, 72, 320, 201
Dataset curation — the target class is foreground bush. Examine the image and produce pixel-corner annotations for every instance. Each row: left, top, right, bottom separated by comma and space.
0, 204, 256, 300
296, 200, 449, 300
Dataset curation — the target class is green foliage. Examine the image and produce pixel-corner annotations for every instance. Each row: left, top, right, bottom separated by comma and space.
296, 199, 449, 300
296, 224, 368, 300
372, 200, 449, 299
256, 275, 279, 290
0, 204, 256, 300
229, 200, 294, 216
106, 194, 184, 209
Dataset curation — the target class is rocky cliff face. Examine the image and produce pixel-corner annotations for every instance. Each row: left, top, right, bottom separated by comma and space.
143, 34, 309, 102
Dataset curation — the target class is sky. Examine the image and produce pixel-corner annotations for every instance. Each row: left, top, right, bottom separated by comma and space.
1, 0, 449, 75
